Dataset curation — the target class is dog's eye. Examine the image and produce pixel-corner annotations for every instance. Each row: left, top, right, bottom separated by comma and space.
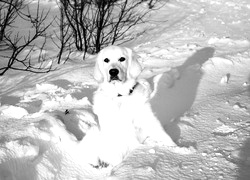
119, 57, 126, 62
104, 58, 110, 63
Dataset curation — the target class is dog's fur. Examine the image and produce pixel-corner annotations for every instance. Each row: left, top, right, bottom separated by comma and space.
92, 46, 177, 167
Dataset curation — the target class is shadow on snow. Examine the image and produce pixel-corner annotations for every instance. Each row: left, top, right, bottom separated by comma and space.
150, 47, 215, 143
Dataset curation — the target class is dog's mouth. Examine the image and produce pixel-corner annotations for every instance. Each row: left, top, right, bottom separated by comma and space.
109, 76, 121, 82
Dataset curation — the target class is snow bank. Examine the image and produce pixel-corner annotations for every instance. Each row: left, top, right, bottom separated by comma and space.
1, 0, 250, 179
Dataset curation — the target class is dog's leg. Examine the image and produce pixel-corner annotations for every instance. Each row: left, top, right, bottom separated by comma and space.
77, 127, 102, 166
134, 105, 196, 154
139, 122, 177, 147
134, 104, 176, 147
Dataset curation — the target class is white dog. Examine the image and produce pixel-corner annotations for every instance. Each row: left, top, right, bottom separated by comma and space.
90, 45, 178, 168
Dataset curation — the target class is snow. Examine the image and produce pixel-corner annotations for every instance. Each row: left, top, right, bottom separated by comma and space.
1, 0, 250, 179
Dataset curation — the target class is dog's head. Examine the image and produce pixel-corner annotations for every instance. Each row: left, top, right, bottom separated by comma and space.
94, 46, 142, 84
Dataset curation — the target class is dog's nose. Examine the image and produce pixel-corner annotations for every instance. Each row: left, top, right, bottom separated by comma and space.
109, 68, 119, 76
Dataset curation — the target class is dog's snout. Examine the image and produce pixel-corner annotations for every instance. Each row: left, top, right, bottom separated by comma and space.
109, 68, 119, 76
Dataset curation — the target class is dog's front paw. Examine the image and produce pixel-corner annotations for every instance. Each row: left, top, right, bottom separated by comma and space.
144, 138, 196, 155
164, 145, 196, 155
143, 137, 176, 147
91, 158, 109, 169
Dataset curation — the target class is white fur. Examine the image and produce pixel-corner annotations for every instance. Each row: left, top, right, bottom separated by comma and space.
92, 46, 176, 167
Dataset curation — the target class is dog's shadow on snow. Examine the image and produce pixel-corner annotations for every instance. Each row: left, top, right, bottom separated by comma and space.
150, 47, 215, 143
237, 138, 250, 179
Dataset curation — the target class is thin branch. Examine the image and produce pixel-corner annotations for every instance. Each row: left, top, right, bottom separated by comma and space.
0, 0, 55, 76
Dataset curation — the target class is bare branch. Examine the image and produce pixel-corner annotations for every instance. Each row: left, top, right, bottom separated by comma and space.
57, 0, 160, 56
0, 0, 55, 76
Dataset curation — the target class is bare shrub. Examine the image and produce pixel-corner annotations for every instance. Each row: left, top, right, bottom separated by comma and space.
0, 0, 25, 41
0, 0, 54, 75
58, 0, 159, 58
52, 1, 73, 64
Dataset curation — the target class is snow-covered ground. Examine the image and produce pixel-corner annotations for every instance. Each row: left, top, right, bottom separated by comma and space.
1, 0, 250, 179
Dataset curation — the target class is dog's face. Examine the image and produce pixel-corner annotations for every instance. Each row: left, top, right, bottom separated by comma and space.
94, 46, 142, 84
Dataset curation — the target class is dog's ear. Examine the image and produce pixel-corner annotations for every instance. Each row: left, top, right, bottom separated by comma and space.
94, 52, 104, 83
125, 47, 142, 80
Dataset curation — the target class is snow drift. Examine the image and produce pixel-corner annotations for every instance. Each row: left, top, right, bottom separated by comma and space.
1, 0, 250, 179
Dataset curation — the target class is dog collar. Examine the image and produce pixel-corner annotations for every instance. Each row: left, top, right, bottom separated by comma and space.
117, 83, 138, 97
